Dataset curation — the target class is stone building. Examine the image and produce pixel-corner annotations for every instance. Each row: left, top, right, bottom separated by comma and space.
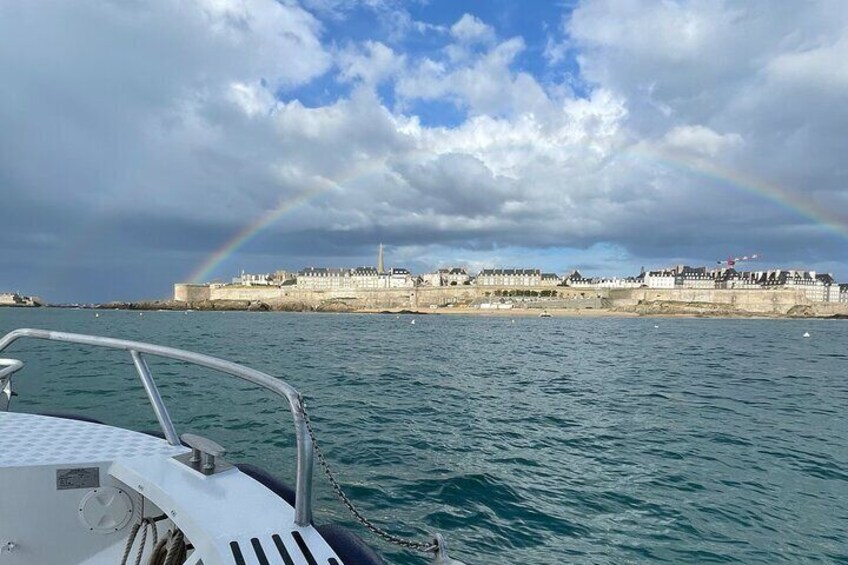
643, 270, 676, 289
716, 268, 758, 289
387, 268, 414, 288
296, 267, 352, 290
0, 292, 23, 306
476, 268, 541, 287
563, 270, 594, 287
232, 271, 274, 286
759, 270, 832, 302
422, 268, 471, 287
594, 277, 642, 289
540, 273, 561, 286
675, 266, 715, 289
271, 270, 296, 285
444, 268, 470, 286
420, 272, 442, 287
350, 266, 381, 289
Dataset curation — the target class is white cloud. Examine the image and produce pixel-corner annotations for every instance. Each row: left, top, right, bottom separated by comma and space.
227, 81, 277, 116
450, 14, 495, 44
337, 41, 405, 86
193, 0, 332, 88
767, 34, 848, 91
397, 35, 553, 117
661, 125, 743, 158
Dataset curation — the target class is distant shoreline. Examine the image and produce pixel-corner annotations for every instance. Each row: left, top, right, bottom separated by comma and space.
48, 301, 848, 320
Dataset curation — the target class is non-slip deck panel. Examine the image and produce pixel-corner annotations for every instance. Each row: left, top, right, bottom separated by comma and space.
0, 412, 186, 467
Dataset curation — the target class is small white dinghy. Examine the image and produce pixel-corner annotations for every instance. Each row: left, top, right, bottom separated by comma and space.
0, 328, 464, 565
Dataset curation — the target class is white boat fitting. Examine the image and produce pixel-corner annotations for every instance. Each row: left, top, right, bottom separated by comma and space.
0, 328, 465, 565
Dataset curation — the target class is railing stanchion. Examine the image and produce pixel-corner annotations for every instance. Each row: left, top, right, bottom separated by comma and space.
292, 398, 314, 526
130, 350, 180, 446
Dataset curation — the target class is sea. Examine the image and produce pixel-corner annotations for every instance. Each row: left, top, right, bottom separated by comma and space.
1, 308, 846, 564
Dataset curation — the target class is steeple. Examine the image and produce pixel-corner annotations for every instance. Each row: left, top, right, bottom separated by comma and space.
377, 243, 385, 273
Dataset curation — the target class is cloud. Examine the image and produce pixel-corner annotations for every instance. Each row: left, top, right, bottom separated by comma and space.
766, 34, 848, 91
397, 33, 552, 117
661, 125, 743, 158
450, 14, 495, 45
337, 41, 405, 86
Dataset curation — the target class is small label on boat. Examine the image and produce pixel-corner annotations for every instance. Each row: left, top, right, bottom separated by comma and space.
56, 467, 100, 490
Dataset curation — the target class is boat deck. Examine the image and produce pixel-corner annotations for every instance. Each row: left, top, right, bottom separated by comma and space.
0, 412, 343, 565
0, 412, 187, 467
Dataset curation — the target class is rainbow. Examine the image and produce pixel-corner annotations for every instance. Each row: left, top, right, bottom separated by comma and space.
187, 181, 332, 283
625, 146, 848, 240
186, 146, 435, 284
187, 148, 847, 284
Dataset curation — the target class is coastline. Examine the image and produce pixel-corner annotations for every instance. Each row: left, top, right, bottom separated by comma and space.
68, 300, 848, 320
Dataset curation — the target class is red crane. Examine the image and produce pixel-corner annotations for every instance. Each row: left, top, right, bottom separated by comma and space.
716, 254, 759, 268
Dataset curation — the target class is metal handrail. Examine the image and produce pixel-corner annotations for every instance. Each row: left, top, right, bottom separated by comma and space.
0, 328, 314, 526
0, 358, 23, 379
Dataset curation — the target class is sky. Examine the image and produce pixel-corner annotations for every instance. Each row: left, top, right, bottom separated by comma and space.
1, 0, 847, 303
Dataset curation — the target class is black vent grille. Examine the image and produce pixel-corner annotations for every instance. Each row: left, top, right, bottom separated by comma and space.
229, 533, 340, 564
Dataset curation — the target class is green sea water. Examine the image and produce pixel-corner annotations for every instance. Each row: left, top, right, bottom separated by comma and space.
1, 308, 846, 564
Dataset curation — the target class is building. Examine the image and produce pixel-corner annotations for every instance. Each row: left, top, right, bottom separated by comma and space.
815, 273, 841, 302
421, 268, 471, 287
567, 274, 639, 288
563, 270, 591, 287
759, 270, 832, 302
350, 266, 381, 289
232, 271, 274, 286
643, 270, 676, 289
675, 266, 715, 289
420, 272, 442, 287
840, 284, 848, 303
716, 268, 760, 289
0, 292, 38, 306
0, 292, 23, 306
540, 273, 561, 286
296, 267, 352, 290
387, 268, 414, 288
271, 270, 296, 285
476, 268, 541, 287
444, 268, 470, 286
593, 277, 642, 289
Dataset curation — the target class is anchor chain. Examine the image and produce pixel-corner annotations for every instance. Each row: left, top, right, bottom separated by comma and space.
299, 395, 439, 555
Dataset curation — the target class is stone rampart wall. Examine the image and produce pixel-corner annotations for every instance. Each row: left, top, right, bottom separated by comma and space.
175, 283, 843, 316
209, 286, 285, 301
175, 284, 599, 307
608, 288, 809, 314
173, 284, 211, 302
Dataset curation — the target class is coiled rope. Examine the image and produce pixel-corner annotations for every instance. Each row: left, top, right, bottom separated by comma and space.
118, 517, 186, 565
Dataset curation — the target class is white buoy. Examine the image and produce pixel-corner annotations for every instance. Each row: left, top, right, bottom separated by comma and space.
654, 325, 659, 329
95, 313, 100, 318
139, 312, 143, 316
803, 331, 810, 338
